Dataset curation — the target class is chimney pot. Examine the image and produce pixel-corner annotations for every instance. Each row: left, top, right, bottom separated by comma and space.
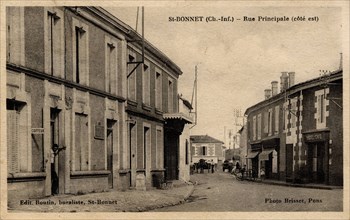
288, 72, 295, 87
271, 81, 278, 96
264, 89, 272, 100
280, 72, 289, 92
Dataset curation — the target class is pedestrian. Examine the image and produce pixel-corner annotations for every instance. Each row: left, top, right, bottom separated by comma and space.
241, 165, 246, 178
260, 168, 265, 180
235, 161, 241, 171
51, 143, 66, 195
211, 160, 215, 173
207, 160, 211, 173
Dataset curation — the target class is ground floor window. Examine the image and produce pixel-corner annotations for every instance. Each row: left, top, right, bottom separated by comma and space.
7, 99, 29, 173
75, 113, 89, 171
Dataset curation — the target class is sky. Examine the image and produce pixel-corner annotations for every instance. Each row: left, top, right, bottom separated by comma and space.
105, 4, 343, 145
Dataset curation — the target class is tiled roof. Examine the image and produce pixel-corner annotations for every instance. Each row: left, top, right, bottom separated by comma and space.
190, 135, 224, 144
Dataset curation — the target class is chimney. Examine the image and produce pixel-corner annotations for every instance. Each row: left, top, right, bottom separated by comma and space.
264, 89, 272, 99
288, 72, 295, 87
280, 72, 289, 92
271, 81, 278, 96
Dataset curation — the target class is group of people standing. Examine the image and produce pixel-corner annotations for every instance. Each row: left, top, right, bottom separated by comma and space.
190, 159, 217, 174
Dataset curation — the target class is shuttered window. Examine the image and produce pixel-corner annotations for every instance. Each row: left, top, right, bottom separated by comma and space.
7, 110, 19, 173
156, 128, 163, 168
75, 113, 89, 171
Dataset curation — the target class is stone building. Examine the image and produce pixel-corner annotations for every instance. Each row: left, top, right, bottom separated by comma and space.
6, 6, 185, 199
245, 70, 343, 185
190, 135, 225, 164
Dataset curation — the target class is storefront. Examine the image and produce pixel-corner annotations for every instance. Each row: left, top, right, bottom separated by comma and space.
246, 142, 261, 178
303, 129, 330, 184
260, 137, 279, 179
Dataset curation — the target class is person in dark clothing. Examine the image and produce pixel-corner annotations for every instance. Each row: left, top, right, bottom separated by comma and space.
235, 161, 241, 171
51, 144, 65, 195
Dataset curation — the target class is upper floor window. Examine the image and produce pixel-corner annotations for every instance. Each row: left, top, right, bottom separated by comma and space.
142, 61, 150, 106
155, 68, 162, 110
268, 108, 273, 136
6, 7, 25, 65
72, 18, 89, 85
274, 105, 279, 134
105, 36, 117, 94
257, 114, 262, 139
252, 116, 257, 141
290, 98, 297, 128
168, 78, 174, 113
315, 89, 329, 129
201, 146, 207, 156
127, 51, 137, 101
45, 8, 64, 78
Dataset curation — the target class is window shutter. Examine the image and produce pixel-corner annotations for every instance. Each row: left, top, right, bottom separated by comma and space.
7, 110, 19, 173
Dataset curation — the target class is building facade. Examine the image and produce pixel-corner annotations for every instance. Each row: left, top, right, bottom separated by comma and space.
6, 6, 185, 200
245, 70, 343, 185
191, 135, 225, 164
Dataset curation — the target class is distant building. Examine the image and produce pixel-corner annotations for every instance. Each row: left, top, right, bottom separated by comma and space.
190, 135, 225, 164
245, 70, 343, 185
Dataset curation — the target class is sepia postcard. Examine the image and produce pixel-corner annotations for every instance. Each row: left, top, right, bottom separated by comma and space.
0, 0, 349, 219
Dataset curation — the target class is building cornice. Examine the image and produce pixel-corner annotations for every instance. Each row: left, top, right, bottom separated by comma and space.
245, 70, 342, 116
7, 63, 126, 103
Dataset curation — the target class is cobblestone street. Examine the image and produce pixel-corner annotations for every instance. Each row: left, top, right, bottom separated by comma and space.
153, 172, 343, 212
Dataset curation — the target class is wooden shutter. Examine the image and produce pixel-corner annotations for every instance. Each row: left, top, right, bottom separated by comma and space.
75, 113, 89, 171
7, 110, 19, 173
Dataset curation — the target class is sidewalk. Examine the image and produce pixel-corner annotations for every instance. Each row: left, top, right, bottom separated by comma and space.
258, 179, 343, 190
8, 182, 194, 212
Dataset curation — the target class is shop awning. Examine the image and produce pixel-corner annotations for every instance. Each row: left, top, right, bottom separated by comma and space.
163, 113, 193, 124
259, 149, 274, 161
246, 151, 259, 159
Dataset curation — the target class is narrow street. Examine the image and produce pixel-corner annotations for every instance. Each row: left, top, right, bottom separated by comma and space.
152, 172, 343, 212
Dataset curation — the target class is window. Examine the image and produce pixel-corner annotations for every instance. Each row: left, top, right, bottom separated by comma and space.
201, 146, 206, 156
75, 113, 89, 171
263, 111, 268, 134
268, 109, 272, 136
252, 116, 256, 140
168, 78, 174, 113
185, 140, 189, 164
6, 7, 24, 65
7, 100, 29, 173
155, 69, 162, 110
105, 37, 117, 94
143, 126, 150, 170
156, 127, 163, 168
274, 106, 279, 134
315, 89, 328, 129
127, 51, 137, 101
73, 18, 89, 85
143, 61, 150, 105
257, 114, 262, 139
45, 8, 64, 77
291, 99, 297, 128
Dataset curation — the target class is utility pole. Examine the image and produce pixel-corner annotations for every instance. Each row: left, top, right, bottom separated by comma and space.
190, 65, 198, 129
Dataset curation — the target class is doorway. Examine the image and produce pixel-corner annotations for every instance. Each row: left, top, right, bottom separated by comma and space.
307, 142, 325, 183
50, 108, 64, 194
107, 119, 116, 189
128, 122, 136, 187
164, 132, 179, 181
